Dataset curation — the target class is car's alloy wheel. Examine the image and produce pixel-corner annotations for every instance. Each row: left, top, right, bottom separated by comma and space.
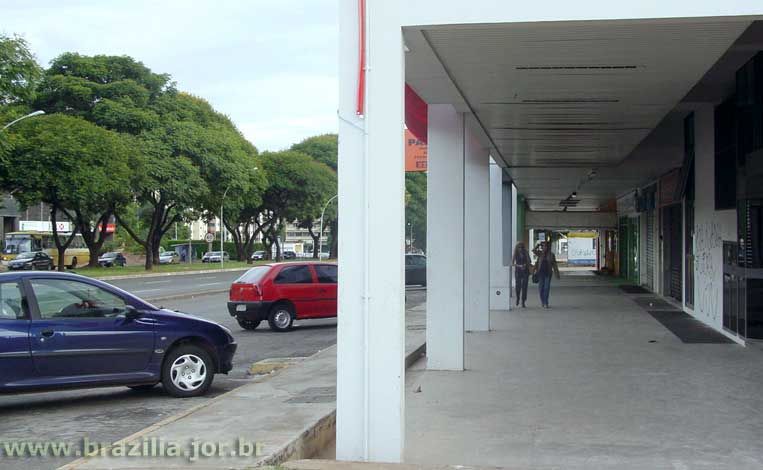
162, 345, 214, 397
268, 304, 294, 332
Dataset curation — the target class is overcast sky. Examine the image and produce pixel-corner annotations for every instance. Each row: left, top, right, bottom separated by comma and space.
2, 0, 339, 151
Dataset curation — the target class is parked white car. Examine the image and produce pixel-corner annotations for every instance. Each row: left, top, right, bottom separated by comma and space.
202, 251, 230, 263
159, 251, 180, 264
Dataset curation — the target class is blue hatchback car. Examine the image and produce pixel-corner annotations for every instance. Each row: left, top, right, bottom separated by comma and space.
0, 272, 236, 397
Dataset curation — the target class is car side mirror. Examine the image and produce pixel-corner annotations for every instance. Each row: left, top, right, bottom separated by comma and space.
123, 305, 142, 321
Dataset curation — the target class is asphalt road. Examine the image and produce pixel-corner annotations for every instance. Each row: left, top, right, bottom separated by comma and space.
104, 269, 248, 301
0, 276, 426, 470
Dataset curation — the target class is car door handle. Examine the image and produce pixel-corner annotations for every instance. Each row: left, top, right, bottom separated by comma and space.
40, 328, 55, 338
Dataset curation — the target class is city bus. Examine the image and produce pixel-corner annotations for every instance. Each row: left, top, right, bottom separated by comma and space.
1, 231, 90, 268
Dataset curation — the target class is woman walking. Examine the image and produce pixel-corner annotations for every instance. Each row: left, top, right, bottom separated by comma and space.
533, 241, 560, 308
512, 242, 531, 307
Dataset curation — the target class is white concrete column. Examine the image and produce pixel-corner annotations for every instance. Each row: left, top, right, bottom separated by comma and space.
508, 183, 518, 287
489, 161, 510, 311
336, 0, 405, 462
427, 104, 465, 370
464, 121, 491, 331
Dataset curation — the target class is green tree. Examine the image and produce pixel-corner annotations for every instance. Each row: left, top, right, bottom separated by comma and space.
260, 150, 335, 261
33, 54, 261, 270
405, 172, 427, 251
0, 34, 41, 105
291, 134, 337, 171
295, 165, 337, 258
221, 168, 268, 261
4, 114, 131, 270
33, 53, 178, 269
291, 134, 339, 257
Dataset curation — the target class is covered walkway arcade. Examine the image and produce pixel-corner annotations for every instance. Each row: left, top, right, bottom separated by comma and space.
336, 1, 763, 465
405, 273, 763, 469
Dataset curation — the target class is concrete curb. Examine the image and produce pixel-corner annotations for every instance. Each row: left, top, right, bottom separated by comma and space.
258, 410, 338, 467
91, 266, 250, 281
263, 342, 427, 467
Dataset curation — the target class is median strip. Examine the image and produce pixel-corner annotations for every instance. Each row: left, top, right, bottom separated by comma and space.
144, 288, 230, 304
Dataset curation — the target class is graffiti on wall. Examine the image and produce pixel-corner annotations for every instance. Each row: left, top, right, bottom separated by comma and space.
694, 221, 723, 324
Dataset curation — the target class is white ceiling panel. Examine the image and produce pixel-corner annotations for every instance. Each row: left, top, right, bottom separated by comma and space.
405, 17, 759, 210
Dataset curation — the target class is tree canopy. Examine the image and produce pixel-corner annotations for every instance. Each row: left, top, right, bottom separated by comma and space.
0, 41, 365, 270
0, 34, 41, 105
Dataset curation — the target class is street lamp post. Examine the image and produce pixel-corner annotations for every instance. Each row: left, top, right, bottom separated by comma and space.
318, 194, 338, 259
1, 110, 45, 131
220, 186, 230, 269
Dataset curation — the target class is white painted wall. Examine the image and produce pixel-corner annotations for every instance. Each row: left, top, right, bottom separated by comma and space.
691, 107, 736, 332
490, 162, 510, 311
427, 104, 465, 370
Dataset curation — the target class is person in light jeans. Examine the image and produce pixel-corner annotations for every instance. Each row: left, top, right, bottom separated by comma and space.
533, 241, 560, 308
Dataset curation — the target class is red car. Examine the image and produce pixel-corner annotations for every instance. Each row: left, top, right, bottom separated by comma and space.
227, 262, 337, 332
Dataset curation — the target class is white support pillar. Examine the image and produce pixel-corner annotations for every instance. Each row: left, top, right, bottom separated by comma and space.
490, 162, 510, 311
464, 121, 491, 331
427, 104, 465, 371
336, 0, 405, 462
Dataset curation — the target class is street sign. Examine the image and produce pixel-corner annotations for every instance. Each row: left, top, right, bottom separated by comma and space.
20, 220, 71, 232
205, 232, 215, 243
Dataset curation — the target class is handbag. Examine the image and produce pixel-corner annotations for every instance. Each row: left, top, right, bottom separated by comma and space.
531, 272, 539, 284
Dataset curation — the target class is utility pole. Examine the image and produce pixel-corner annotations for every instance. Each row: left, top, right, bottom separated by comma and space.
221, 186, 230, 269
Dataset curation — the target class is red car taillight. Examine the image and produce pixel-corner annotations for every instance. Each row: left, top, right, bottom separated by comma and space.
230, 283, 261, 301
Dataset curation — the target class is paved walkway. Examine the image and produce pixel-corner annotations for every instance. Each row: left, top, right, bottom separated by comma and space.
405, 274, 763, 470
57, 305, 426, 470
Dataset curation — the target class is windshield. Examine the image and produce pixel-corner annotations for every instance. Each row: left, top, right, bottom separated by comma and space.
160, 252, 174, 256
101, 252, 117, 258
3, 236, 32, 255
235, 266, 270, 284
16, 252, 37, 259
206, 252, 220, 256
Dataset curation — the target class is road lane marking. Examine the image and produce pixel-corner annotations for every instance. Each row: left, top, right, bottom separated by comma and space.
144, 280, 173, 285
197, 282, 224, 287
132, 288, 162, 294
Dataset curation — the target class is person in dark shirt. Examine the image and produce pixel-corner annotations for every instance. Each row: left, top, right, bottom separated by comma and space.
512, 242, 531, 307
533, 241, 560, 308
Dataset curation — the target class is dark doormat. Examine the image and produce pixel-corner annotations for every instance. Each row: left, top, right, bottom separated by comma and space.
633, 296, 679, 311
619, 285, 650, 294
648, 311, 734, 344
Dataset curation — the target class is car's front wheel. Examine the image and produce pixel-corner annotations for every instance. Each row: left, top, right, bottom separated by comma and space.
268, 303, 294, 332
237, 318, 260, 330
162, 344, 215, 397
